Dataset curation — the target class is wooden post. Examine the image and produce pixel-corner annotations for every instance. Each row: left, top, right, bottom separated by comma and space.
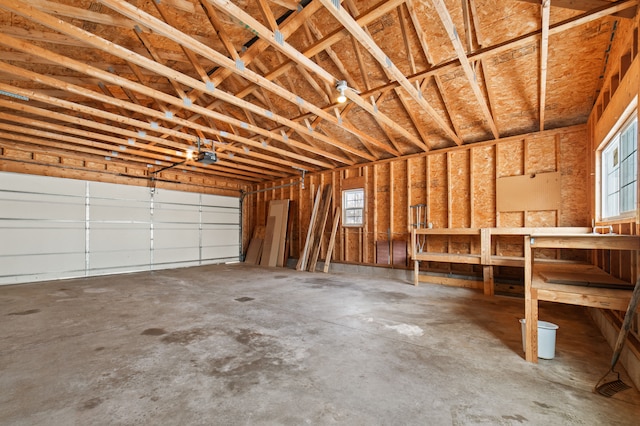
524, 235, 538, 363
481, 228, 494, 296
411, 228, 419, 286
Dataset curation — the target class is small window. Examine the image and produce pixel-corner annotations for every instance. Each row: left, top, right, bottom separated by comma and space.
342, 188, 364, 227
601, 114, 637, 219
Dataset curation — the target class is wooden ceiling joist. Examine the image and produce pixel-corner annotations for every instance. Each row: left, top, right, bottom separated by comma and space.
539, 0, 551, 132
0, 0, 633, 185
430, 0, 500, 141
0, 99, 290, 179
0, 69, 329, 177
0, 40, 343, 173
7, 0, 368, 165
0, 120, 264, 182
518, 0, 637, 19
205, 0, 411, 156
93, 0, 377, 162
317, 0, 461, 147
365, 0, 638, 100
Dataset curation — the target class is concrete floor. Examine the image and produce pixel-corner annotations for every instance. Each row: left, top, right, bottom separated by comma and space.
1, 264, 639, 425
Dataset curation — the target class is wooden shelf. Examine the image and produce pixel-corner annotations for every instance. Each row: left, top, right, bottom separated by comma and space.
523, 233, 640, 363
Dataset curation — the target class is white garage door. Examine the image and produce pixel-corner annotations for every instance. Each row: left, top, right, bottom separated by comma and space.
0, 172, 240, 285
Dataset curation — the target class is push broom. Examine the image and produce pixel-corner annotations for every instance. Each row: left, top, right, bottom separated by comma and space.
594, 277, 640, 397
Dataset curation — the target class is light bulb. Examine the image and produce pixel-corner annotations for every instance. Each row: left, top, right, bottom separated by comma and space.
337, 93, 347, 103
186, 150, 194, 160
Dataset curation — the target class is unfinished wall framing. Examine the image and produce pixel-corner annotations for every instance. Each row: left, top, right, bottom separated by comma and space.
586, 11, 640, 380
246, 125, 591, 273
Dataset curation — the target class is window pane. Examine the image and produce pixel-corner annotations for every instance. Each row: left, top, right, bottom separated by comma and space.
342, 188, 364, 226
621, 183, 636, 213
601, 115, 637, 219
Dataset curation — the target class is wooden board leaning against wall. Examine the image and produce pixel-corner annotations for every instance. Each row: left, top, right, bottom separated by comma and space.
245, 125, 591, 272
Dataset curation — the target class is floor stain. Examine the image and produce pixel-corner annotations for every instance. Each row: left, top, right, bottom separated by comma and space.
305, 277, 342, 288
94, 347, 105, 351
368, 291, 409, 301
502, 414, 527, 423
141, 328, 167, 336
234, 297, 254, 302
80, 397, 103, 411
161, 327, 207, 345
204, 328, 297, 394
235, 329, 266, 346
533, 401, 551, 409
7, 309, 40, 316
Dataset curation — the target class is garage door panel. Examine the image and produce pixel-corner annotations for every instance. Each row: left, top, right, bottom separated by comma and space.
202, 194, 238, 208
90, 225, 150, 251
202, 245, 239, 261
154, 204, 200, 223
89, 249, 151, 270
154, 225, 199, 249
0, 253, 85, 277
1, 172, 240, 285
0, 226, 84, 255
154, 189, 199, 204
1, 194, 84, 221
90, 200, 150, 222
153, 247, 200, 264
202, 227, 238, 246
89, 181, 150, 200
201, 208, 238, 224
0, 172, 85, 195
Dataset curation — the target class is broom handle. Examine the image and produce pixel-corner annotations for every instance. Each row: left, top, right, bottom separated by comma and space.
611, 277, 640, 369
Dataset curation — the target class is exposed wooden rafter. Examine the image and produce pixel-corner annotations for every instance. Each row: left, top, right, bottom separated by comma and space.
318, 0, 461, 146
539, 0, 551, 131
205, 0, 418, 154
0, 0, 633, 187
430, 0, 500, 140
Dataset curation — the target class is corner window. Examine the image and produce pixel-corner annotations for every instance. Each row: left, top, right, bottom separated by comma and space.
601, 114, 637, 219
342, 188, 364, 226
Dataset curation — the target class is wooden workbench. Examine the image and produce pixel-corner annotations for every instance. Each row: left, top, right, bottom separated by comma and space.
523, 233, 640, 363
410, 227, 592, 293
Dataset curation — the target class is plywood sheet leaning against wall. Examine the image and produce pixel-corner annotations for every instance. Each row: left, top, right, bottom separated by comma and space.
258, 199, 290, 267
247, 126, 591, 279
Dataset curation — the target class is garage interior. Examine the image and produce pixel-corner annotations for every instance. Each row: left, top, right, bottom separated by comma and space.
1, 0, 640, 423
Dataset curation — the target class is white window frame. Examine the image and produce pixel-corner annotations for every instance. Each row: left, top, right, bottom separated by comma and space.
342, 188, 364, 227
599, 104, 638, 220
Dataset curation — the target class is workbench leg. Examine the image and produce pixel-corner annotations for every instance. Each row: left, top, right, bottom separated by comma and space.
414, 260, 419, 286
525, 290, 539, 363
483, 265, 494, 296
524, 236, 538, 363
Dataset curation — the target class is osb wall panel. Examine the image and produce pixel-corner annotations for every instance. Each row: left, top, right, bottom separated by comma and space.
375, 163, 391, 242
449, 151, 470, 228
559, 130, 590, 227
496, 139, 524, 177
428, 154, 448, 229
471, 146, 495, 227
408, 157, 427, 207
526, 136, 557, 173
247, 126, 590, 267
391, 160, 408, 238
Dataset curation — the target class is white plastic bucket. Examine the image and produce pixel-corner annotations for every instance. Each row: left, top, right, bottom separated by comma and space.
519, 319, 559, 359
